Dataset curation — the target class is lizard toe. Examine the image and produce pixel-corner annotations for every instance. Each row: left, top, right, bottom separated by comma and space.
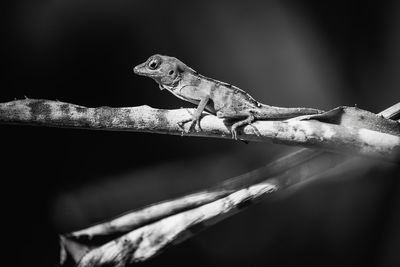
195, 119, 202, 131
231, 128, 238, 140
248, 124, 261, 136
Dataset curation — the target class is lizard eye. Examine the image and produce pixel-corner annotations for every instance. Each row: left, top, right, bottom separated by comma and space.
148, 59, 160, 70
168, 70, 174, 76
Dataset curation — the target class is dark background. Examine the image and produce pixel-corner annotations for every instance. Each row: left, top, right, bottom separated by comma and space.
2, 1, 400, 266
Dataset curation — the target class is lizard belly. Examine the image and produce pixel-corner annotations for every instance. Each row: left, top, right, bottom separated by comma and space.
165, 85, 217, 113
165, 87, 200, 106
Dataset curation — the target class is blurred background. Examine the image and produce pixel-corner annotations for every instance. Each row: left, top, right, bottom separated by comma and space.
2, 0, 400, 266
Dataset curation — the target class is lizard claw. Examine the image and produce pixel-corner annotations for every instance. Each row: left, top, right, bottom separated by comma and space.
231, 127, 238, 140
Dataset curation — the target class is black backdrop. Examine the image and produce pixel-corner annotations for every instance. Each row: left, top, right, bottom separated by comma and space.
3, 1, 400, 266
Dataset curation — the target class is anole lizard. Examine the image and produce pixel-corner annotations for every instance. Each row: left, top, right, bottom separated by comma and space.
134, 54, 323, 139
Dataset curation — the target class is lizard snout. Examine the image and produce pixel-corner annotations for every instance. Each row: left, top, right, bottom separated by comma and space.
133, 62, 150, 76
133, 65, 142, 75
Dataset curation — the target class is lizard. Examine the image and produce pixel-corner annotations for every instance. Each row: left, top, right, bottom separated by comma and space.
133, 54, 323, 139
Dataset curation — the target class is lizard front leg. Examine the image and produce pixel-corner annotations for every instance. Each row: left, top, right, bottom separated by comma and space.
178, 95, 210, 130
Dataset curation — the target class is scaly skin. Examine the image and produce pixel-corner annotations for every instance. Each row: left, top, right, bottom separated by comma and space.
134, 54, 322, 139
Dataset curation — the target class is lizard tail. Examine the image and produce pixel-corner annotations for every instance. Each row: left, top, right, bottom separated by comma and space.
254, 104, 323, 120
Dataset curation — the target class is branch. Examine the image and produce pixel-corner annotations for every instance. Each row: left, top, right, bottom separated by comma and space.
1, 99, 399, 161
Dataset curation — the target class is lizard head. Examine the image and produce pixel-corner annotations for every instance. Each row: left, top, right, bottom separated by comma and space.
133, 54, 187, 89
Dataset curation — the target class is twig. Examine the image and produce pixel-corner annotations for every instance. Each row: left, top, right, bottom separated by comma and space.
75, 151, 342, 266
66, 149, 323, 242
1, 99, 399, 161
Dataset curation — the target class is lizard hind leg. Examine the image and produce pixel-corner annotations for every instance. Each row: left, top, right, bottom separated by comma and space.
230, 113, 260, 140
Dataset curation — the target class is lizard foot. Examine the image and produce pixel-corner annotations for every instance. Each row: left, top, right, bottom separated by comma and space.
178, 108, 203, 132
248, 123, 261, 136
178, 109, 194, 132
230, 123, 260, 140
177, 118, 201, 133
230, 126, 239, 140
230, 114, 257, 140
177, 118, 191, 131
